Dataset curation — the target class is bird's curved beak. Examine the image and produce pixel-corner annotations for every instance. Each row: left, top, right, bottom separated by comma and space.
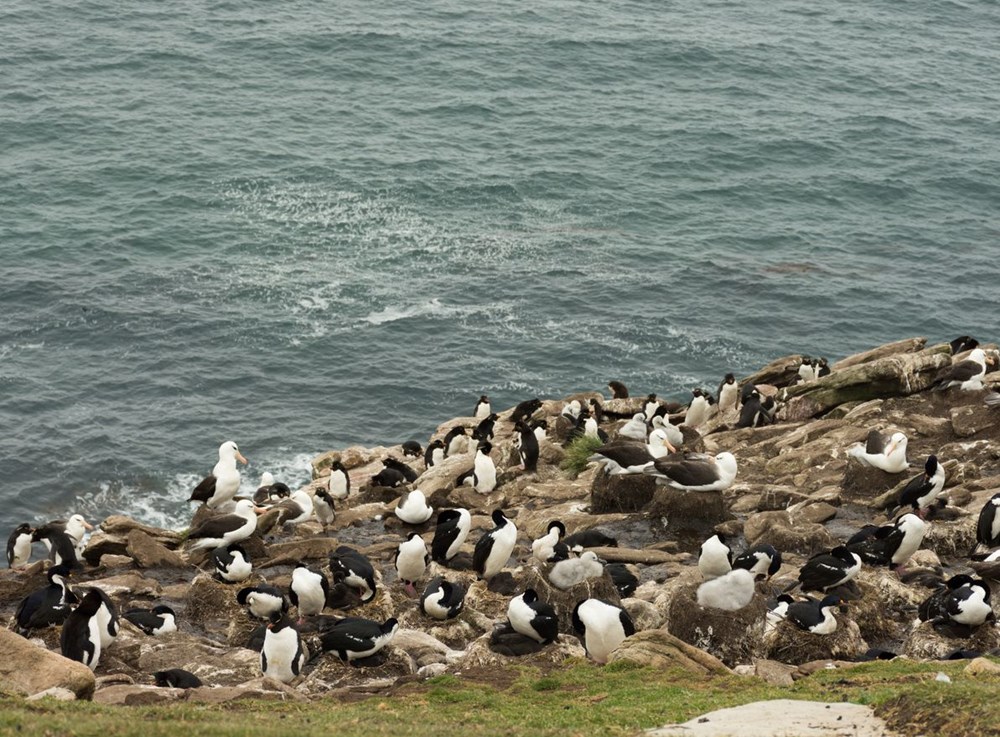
83, 520, 94, 531
254, 506, 267, 516
236, 452, 249, 465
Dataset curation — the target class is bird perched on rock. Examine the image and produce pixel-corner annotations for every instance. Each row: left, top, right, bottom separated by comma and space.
561, 399, 582, 422
732, 544, 782, 580
644, 452, 738, 492
431, 508, 471, 564
511, 397, 542, 425
61, 589, 106, 670
696, 568, 756, 611
260, 611, 305, 683
186, 499, 259, 550
123, 605, 177, 636
736, 387, 775, 428
313, 488, 336, 528
588, 442, 655, 475
154, 669, 203, 689
371, 466, 406, 488
237, 585, 289, 620
212, 544, 252, 583
920, 576, 994, 629
786, 595, 845, 634
717, 373, 739, 412
420, 578, 466, 620
473, 509, 517, 581
531, 521, 569, 564
30, 524, 80, 568
515, 420, 540, 473
895, 455, 946, 517
394, 532, 429, 596
549, 551, 604, 590
684, 388, 715, 428
271, 488, 315, 527
289, 564, 329, 620
975, 492, 1000, 552
698, 533, 733, 580
328, 460, 351, 500
531, 418, 548, 445
457, 441, 497, 494
383, 456, 418, 483
950, 336, 979, 355
563, 528, 618, 551
608, 381, 629, 399
607, 563, 639, 598
473, 395, 492, 420
508, 589, 558, 644
933, 347, 994, 391
15, 563, 77, 635
329, 546, 378, 603
572, 599, 635, 664
618, 413, 649, 442
847, 429, 908, 473
443, 426, 469, 457
396, 489, 433, 525
253, 479, 290, 506
473, 413, 499, 443
792, 547, 862, 593
401, 440, 423, 458
423, 439, 446, 469
7, 523, 32, 568
320, 616, 398, 663
188, 441, 248, 508
642, 394, 660, 422
846, 514, 926, 571
765, 593, 795, 634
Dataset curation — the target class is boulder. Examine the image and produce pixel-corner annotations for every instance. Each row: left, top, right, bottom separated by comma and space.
621, 598, 664, 632
101, 516, 183, 547
607, 629, 730, 674
903, 620, 1000, 660
647, 488, 733, 535
126, 530, 189, 569
0, 628, 96, 699
137, 634, 262, 686
832, 337, 927, 371
743, 511, 836, 555
841, 459, 909, 504
83, 533, 129, 566
590, 470, 658, 514
93, 684, 184, 706
951, 404, 998, 438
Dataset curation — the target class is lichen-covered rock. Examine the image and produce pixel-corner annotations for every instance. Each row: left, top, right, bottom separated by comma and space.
608, 629, 730, 674
591, 469, 658, 514
126, 530, 189, 569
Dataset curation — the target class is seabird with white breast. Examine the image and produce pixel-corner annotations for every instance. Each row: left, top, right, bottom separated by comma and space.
188, 441, 248, 508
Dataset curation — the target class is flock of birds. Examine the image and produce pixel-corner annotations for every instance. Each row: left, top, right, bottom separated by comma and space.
7, 335, 1000, 687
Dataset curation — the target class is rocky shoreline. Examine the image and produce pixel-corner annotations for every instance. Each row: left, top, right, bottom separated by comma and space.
3, 335, 1000, 706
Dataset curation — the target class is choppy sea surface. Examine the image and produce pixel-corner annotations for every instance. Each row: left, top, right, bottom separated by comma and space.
2, 0, 998, 532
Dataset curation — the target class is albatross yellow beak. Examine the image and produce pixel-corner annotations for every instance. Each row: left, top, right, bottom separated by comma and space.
83, 520, 94, 531
236, 452, 248, 465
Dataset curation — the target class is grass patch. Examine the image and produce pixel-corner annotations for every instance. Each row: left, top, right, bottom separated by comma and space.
2, 659, 998, 737
560, 435, 605, 477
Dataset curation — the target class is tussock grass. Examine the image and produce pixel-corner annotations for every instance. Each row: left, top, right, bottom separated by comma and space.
560, 435, 605, 477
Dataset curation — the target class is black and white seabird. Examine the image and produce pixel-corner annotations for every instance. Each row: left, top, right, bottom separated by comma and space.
508, 589, 558, 644
531, 418, 548, 445
15, 563, 77, 635
787, 595, 844, 634
608, 381, 629, 399
950, 336, 979, 355
582, 409, 609, 443
473, 413, 499, 443
588, 442, 655, 476
717, 373, 739, 412
794, 546, 862, 592
124, 605, 177, 636
642, 394, 660, 422
933, 347, 994, 391
313, 488, 336, 528
976, 492, 1000, 551
698, 533, 733, 580
396, 489, 433, 525
237, 584, 289, 620
328, 460, 351, 500
736, 387, 775, 428
561, 399, 582, 422
420, 577, 465, 620
696, 568, 756, 611
423, 439, 446, 469
153, 669, 203, 689
473, 509, 518, 581
919, 575, 977, 622
401, 440, 422, 458
383, 457, 418, 483
443, 426, 469, 457
684, 388, 715, 428
847, 514, 926, 570
290, 563, 330, 619
253, 477, 290, 506
563, 528, 618, 551
515, 420, 540, 473
474, 395, 492, 420
531, 521, 568, 564
7, 523, 32, 568
732, 544, 782, 580
511, 398, 542, 425
328, 546, 377, 603
394, 532, 429, 596
91, 587, 119, 649
271, 488, 315, 526
847, 429, 909, 473
765, 593, 796, 634
212, 544, 252, 583
572, 599, 635, 664
458, 441, 497, 494
549, 551, 604, 590
644, 452, 738, 492
935, 578, 994, 628
320, 616, 399, 662
188, 440, 248, 508
186, 499, 258, 550
31, 524, 80, 568
371, 466, 407, 488
607, 563, 639, 598
647, 418, 680, 456
261, 611, 306, 683
431, 508, 472, 564
896, 455, 946, 517
61, 589, 105, 670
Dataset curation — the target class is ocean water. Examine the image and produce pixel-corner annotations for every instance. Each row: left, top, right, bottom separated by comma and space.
2, 0, 998, 533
